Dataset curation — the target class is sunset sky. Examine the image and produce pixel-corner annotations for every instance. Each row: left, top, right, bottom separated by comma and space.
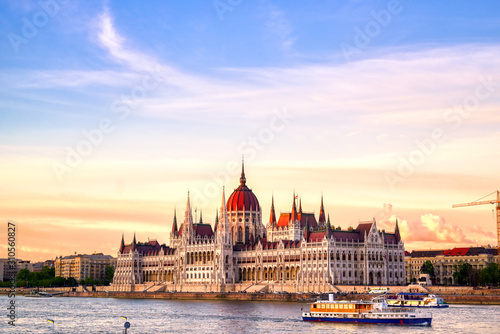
1, 0, 500, 262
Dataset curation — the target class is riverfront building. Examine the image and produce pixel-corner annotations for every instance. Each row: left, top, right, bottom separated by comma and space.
0, 258, 33, 281
405, 246, 499, 285
112, 164, 405, 293
55, 253, 115, 282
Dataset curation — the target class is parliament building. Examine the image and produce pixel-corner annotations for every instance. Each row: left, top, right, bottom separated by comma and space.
112, 163, 405, 293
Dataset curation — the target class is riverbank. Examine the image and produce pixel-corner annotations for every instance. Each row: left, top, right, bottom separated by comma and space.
3, 286, 500, 304
57, 291, 500, 305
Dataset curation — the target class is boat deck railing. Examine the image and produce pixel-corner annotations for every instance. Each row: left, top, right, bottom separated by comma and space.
370, 307, 415, 314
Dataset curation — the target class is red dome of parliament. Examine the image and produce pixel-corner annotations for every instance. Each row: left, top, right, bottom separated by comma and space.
227, 163, 260, 211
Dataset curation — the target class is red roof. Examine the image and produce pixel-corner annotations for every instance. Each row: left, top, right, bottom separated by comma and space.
277, 212, 318, 228
226, 163, 260, 211
355, 223, 373, 242
177, 223, 214, 238
330, 231, 361, 242
194, 224, 214, 238
441, 247, 470, 256
308, 231, 326, 242
227, 184, 260, 211
121, 240, 165, 255
384, 234, 398, 244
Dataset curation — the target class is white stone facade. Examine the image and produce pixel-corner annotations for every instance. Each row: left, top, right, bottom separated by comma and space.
112, 166, 405, 292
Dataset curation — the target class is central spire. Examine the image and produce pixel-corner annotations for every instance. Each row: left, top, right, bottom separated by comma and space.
240, 156, 246, 186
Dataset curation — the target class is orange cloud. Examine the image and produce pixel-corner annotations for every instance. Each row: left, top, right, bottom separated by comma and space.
470, 224, 496, 239
376, 203, 476, 245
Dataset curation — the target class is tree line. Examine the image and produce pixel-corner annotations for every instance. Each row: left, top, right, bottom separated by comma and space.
420, 260, 500, 286
0, 266, 115, 287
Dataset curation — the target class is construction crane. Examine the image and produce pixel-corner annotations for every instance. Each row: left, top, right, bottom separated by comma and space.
452, 191, 500, 263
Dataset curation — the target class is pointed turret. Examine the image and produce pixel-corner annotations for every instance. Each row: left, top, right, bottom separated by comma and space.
318, 194, 326, 226
119, 233, 125, 253
214, 209, 219, 233
269, 195, 277, 226
325, 214, 331, 237
183, 192, 194, 242
395, 219, 401, 242
218, 186, 230, 243
132, 232, 137, 250
299, 196, 302, 214
199, 210, 203, 224
304, 217, 310, 241
171, 208, 178, 235
291, 192, 299, 222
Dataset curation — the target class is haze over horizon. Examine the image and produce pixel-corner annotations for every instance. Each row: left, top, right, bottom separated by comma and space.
1, 0, 499, 262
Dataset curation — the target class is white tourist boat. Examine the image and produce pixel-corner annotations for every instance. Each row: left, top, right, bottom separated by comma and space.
386, 293, 449, 308
302, 294, 432, 326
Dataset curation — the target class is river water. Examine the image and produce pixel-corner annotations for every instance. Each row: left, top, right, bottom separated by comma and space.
1, 296, 499, 333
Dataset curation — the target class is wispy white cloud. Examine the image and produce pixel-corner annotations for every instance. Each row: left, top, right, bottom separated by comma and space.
8, 8, 500, 132
259, 0, 296, 52
97, 8, 158, 72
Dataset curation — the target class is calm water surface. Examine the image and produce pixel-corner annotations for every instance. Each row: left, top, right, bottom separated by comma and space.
1, 296, 499, 333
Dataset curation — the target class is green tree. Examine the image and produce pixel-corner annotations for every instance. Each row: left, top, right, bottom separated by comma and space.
105, 266, 115, 283
83, 277, 97, 286
479, 263, 500, 285
453, 261, 479, 286
420, 260, 435, 277
16, 268, 32, 282
66, 277, 77, 287
52, 276, 65, 287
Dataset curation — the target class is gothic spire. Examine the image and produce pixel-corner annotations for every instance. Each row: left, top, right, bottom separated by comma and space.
326, 214, 331, 237
184, 192, 194, 241
132, 232, 137, 250
291, 191, 298, 222
214, 209, 218, 233
119, 233, 125, 253
240, 156, 246, 186
218, 186, 230, 244
269, 194, 277, 226
304, 217, 310, 241
172, 208, 178, 234
318, 194, 326, 225
395, 219, 401, 242
299, 196, 302, 214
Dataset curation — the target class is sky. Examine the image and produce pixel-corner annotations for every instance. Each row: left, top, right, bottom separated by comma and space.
1, 0, 500, 262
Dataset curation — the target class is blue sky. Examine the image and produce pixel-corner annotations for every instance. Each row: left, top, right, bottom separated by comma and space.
1, 0, 500, 260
